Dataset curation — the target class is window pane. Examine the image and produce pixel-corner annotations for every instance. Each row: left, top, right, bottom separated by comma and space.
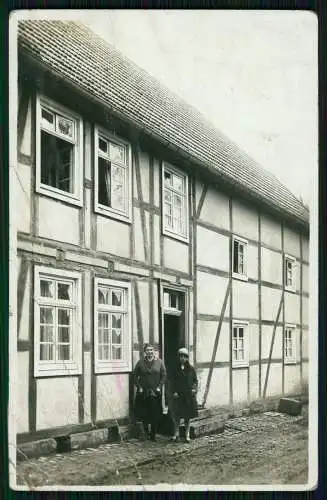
232, 338, 237, 349
112, 313, 122, 328
103, 345, 109, 360
40, 325, 54, 342
164, 292, 170, 308
56, 115, 74, 139
239, 349, 244, 360
170, 293, 178, 309
58, 283, 71, 301
112, 345, 122, 360
112, 290, 122, 307
233, 241, 239, 273
40, 344, 54, 361
98, 312, 109, 328
173, 175, 184, 192
40, 307, 54, 324
111, 165, 125, 212
165, 215, 172, 228
58, 308, 71, 325
99, 137, 108, 154
41, 107, 55, 130
239, 328, 244, 338
112, 329, 121, 344
40, 279, 54, 298
165, 202, 172, 216
98, 288, 109, 305
58, 345, 70, 361
109, 142, 126, 164
173, 194, 182, 207
164, 189, 172, 202
233, 349, 237, 360
41, 131, 73, 193
98, 157, 111, 206
233, 327, 238, 338
173, 218, 181, 233
58, 326, 70, 343
164, 171, 172, 186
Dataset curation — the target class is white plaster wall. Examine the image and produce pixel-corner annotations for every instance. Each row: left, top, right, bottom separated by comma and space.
261, 248, 283, 285
137, 280, 150, 344
16, 163, 31, 233
83, 271, 91, 343
197, 272, 229, 316
302, 296, 309, 326
247, 243, 258, 281
153, 158, 161, 208
153, 215, 161, 265
284, 292, 300, 325
233, 199, 258, 241
17, 259, 30, 341
261, 215, 282, 250
283, 225, 301, 259
38, 197, 80, 245
195, 180, 205, 211
139, 149, 150, 204
16, 352, 29, 433
232, 368, 248, 403
284, 365, 301, 395
261, 325, 283, 360
302, 327, 309, 359
303, 263, 309, 294
96, 216, 130, 258
302, 361, 309, 387
163, 237, 189, 273
96, 373, 129, 421
249, 365, 260, 401
199, 186, 230, 231
83, 352, 92, 423
302, 236, 309, 262
248, 323, 259, 361
19, 97, 32, 157
233, 281, 258, 319
261, 362, 282, 397
196, 321, 229, 363
152, 281, 159, 345
198, 367, 230, 407
36, 377, 79, 429
133, 207, 145, 262
261, 286, 282, 322
196, 226, 229, 271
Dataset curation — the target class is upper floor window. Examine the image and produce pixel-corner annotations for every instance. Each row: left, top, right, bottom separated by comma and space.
284, 254, 296, 292
232, 236, 248, 281
94, 278, 132, 373
36, 96, 83, 206
284, 325, 296, 364
162, 163, 188, 242
232, 321, 249, 368
34, 266, 82, 377
94, 127, 132, 222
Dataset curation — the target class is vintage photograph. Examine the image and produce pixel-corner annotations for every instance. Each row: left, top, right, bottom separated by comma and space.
9, 10, 318, 490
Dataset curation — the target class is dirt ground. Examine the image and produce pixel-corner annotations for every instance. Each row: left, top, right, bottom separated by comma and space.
99, 412, 308, 486
16, 407, 309, 488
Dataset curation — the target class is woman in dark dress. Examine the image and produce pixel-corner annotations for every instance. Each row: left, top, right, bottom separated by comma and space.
133, 344, 166, 441
171, 347, 198, 443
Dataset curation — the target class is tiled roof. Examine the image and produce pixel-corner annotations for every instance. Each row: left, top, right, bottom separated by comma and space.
18, 20, 309, 228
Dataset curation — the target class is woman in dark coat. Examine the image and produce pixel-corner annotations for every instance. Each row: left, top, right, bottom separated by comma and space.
133, 344, 166, 441
171, 347, 198, 443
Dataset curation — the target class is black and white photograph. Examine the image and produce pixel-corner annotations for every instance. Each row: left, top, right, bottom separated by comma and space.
8, 9, 318, 491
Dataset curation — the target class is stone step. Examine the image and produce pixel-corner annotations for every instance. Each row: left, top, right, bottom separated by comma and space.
278, 398, 302, 416
180, 415, 226, 439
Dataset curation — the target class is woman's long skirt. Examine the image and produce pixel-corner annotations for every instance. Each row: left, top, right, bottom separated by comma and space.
134, 392, 162, 424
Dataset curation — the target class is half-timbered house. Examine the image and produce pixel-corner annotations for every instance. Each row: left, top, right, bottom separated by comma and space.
15, 21, 310, 451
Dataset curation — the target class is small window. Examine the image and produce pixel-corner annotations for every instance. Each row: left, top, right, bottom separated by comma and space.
36, 96, 83, 205
284, 325, 296, 364
34, 267, 82, 377
94, 278, 132, 373
232, 236, 248, 280
95, 128, 131, 222
232, 322, 249, 367
284, 254, 296, 292
162, 163, 188, 241
163, 290, 181, 311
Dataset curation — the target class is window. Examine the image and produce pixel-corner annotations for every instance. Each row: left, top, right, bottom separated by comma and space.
94, 127, 132, 222
284, 254, 296, 292
163, 289, 182, 315
232, 322, 249, 367
34, 266, 82, 376
36, 96, 83, 205
232, 236, 248, 280
284, 325, 296, 364
94, 278, 132, 373
162, 163, 188, 241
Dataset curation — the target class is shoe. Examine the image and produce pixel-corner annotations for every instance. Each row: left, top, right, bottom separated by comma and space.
171, 436, 178, 442
185, 436, 191, 443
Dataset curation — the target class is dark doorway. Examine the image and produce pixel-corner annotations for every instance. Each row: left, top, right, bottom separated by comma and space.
164, 314, 182, 376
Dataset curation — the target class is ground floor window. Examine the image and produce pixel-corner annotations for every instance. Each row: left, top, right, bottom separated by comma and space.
94, 278, 132, 373
284, 325, 297, 364
232, 321, 249, 367
34, 266, 82, 377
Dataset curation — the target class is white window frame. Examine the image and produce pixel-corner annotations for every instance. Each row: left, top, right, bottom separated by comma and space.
284, 254, 296, 292
284, 324, 297, 364
232, 235, 248, 281
36, 95, 83, 206
162, 162, 189, 242
94, 278, 132, 374
232, 321, 249, 368
94, 126, 132, 223
34, 266, 82, 377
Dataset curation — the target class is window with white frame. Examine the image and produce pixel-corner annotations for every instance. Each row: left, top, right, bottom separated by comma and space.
94, 127, 131, 221
284, 254, 296, 291
34, 266, 82, 377
94, 278, 132, 373
284, 325, 296, 364
36, 96, 83, 205
162, 163, 188, 241
232, 236, 248, 279
232, 322, 249, 367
